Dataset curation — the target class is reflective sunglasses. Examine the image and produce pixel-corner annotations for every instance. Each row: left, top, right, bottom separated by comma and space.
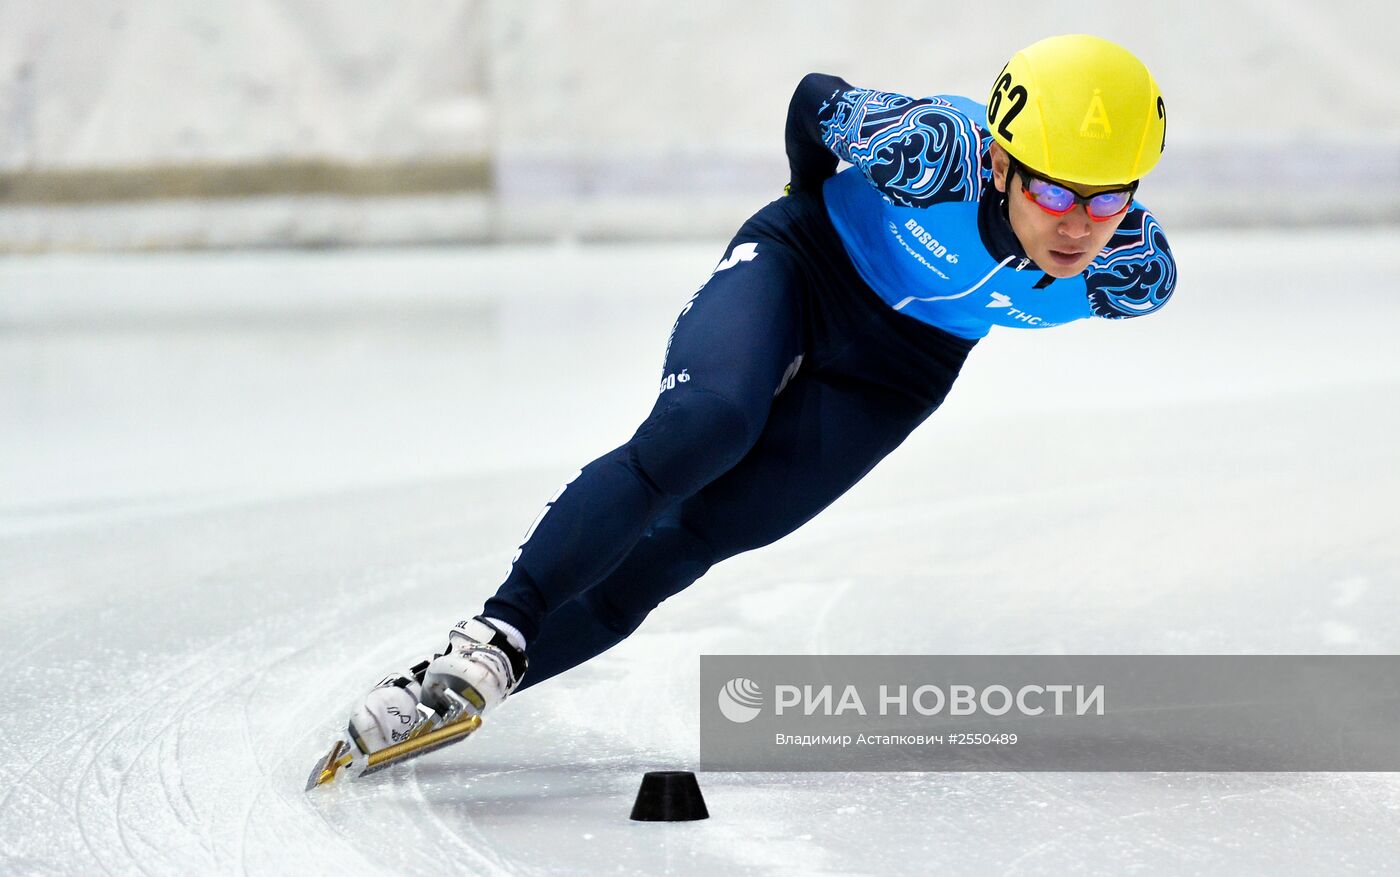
1013, 161, 1138, 222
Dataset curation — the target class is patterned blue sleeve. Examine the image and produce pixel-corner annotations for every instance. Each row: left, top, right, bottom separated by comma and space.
816, 85, 985, 208
1085, 207, 1177, 319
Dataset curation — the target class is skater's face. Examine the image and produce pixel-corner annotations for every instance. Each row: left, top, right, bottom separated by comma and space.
990, 142, 1131, 279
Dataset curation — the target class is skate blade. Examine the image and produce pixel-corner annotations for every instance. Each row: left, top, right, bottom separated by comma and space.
306, 707, 483, 790
305, 738, 354, 791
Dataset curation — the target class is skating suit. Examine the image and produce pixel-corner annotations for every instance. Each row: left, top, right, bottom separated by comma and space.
484, 74, 1177, 688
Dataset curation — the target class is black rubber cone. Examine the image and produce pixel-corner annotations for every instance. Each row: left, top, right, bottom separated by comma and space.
629, 771, 709, 821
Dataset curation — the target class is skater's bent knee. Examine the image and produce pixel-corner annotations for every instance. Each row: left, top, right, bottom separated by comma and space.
629, 389, 759, 497
580, 587, 649, 637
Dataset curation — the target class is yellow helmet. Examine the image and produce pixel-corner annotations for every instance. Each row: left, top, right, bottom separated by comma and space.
987, 34, 1166, 186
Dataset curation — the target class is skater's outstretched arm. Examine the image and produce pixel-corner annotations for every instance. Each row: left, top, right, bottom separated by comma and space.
785, 72, 984, 207
784, 72, 848, 192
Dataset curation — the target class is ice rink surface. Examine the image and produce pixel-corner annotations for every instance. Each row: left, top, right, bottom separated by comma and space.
3, 228, 1400, 875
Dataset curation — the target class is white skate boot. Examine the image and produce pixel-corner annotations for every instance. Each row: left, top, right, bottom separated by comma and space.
346, 658, 434, 755
308, 617, 528, 789
421, 617, 528, 718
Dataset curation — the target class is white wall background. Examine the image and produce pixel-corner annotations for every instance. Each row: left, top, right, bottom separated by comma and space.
2, 0, 1398, 249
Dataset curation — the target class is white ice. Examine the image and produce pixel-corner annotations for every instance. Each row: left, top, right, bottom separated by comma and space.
3, 229, 1399, 875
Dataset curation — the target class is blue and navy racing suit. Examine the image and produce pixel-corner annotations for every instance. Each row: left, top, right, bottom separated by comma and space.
484, 74, 1178, 689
